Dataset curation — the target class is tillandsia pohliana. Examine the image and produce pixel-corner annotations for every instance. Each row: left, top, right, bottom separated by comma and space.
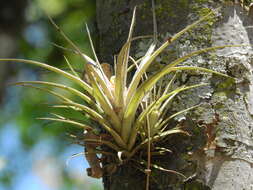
0, 3, 247, 188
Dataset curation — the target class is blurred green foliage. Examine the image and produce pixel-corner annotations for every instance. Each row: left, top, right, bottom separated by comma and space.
17, 0, 96, 149
1, 0, 102, 189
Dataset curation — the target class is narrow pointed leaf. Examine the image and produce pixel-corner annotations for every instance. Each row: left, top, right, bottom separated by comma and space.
37, 117, 93, 130
86, 66, 121, 132
47, 14, 99, 67
64, 56, 80, 78
87, 64, 114, 102
127, 85, 202, 150
59, 101, 107, 124
11, 81, 100, 109
126, 43, 156, 105
167, 45, 247, 69
129, 127, 187, 156
0, 58, 93, 93
125, 10, 219, 106
150, 163, 186, 179
115, 7, 136, 112
84, 138, 121, 152
159, 104, 202, 130
86, 23, 100, 64
115, 41, 130, 110
157, 84, 208, 108
85, 24, 113, 92
15, 84, 74, 103
123, 66, 231, 139
57, 101, 126, 148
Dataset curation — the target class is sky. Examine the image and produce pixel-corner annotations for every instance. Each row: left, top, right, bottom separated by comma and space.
0, 122, 102, 190
0, 1, 102, 189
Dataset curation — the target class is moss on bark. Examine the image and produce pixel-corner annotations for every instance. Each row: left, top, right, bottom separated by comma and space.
96, 0, 253, 189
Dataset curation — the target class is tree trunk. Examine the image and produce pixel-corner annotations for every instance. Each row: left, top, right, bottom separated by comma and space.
96, 1, 253, 189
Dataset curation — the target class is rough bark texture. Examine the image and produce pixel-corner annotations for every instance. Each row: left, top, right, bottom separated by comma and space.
96, 0, 253, 189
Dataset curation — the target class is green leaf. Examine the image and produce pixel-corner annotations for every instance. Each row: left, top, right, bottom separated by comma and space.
115, 41, 130, 110
150, 163, 186, 179
64, 56, 80, 78
11, 81, 100, 110
85, 24, 114, 102
55, 101, 126, 149
126, 43, 156, 105
158, 104, 202, 131
138, 160, 186, 178
47, 13, 98, 67
86, 23, 100, 64
114, 7, 136, 115
158, 84, 207, 110
0, 58, 93, 94
125, 9, 219, 106
37, 116, 93, 130
84, 138, 121, 152
86, 66, 121, 133
86, 64, 114, 103
58, 101, 107, 124
15, 84, 74, 103
124, 66, 230, 138
166, 45, 246, 69
129, 127, 188, 157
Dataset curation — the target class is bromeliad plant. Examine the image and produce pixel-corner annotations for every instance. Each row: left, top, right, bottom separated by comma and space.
0, 7, 241, 181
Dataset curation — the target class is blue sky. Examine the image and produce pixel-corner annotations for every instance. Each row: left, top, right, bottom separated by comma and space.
0, 122, 102, 190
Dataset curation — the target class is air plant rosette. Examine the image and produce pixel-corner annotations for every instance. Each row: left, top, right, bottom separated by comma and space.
0, 6, 244, 186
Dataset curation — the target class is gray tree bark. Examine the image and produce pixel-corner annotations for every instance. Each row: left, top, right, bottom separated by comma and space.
96, 1, 253, 189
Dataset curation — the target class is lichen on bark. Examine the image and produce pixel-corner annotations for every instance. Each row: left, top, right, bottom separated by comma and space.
96, 0, 253, 189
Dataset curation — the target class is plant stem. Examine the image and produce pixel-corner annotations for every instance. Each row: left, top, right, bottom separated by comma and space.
145, 114, 151, 190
